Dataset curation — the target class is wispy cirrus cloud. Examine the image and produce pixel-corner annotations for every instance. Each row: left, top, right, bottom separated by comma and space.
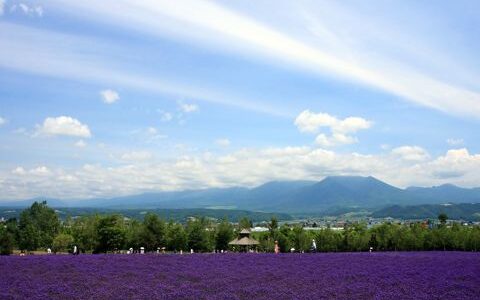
41, 0, 480, 119
0, 0, 5, 16
0, 22, 290, 118
10, 3, 43, 17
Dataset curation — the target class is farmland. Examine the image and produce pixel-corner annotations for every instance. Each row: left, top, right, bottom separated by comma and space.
1, 252, 479, 299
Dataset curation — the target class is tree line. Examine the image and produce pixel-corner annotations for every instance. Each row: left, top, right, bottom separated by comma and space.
1, 202, 480, 255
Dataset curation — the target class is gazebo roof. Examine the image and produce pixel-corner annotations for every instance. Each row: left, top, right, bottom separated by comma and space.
229, 236, 260, 246
239, 229, 251, 234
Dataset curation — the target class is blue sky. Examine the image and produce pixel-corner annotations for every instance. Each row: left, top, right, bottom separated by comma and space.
1, 0, 479, 200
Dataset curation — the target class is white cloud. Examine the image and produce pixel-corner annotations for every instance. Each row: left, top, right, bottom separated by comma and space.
391, 146, 430, 161
75, 140, 87, 148
158, 110, 173, 122
295, 110, 371, 147
447, 138, 464, 146
0, 0, 5, 16
11, 167, 26, 175
100, 89, 120, 104
19, 4, 29, 14
217, 154, 237, 164
147, 127, 157, 135
121, 151, 152, 161
0, 116, 6, 126
427, 148, 480, 180
29, 166, 51, 176
215, 138, 231, 147
262, 146, 311, 157
58, 174, 78, 182
34, 6, 43, 17
315, 133, 356, 147
36, 116, 91, 138
143, 127, 167, 142
295, 110, 371, 133
334, 117, 372, 134
294, 111, 337, 133
380, 144, 391, 150
10, 3, 43, 17
179, 103, 198, 113
2, 146, 480, 199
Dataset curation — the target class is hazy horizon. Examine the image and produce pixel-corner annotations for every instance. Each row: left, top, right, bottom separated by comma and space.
2, 175, 479, 204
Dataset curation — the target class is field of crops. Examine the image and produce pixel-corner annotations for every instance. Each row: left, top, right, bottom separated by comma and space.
1, 252, 479, 299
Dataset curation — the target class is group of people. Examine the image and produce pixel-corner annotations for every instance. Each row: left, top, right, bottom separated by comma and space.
274, 239, 318, 254
48, 239, 322, 255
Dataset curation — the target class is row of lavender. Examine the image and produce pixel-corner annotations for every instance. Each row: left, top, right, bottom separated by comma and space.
1, 252, 479, 299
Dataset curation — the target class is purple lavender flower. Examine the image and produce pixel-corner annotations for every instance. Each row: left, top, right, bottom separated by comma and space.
0, 252, 479, 299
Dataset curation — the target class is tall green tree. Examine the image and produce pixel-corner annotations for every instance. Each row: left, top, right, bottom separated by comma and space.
52, 233, 74, 253
215, 218, 234, 251
268, 217, 278, 231
18, 201, 60, 251
125, 219, 143, 250
315, 228, 340, 252
290, 225, 309, 252
140, 213, 166, 251
268, 216, 278, 240
438, 213, 448, 225
0, 226, 15, 255
186, 218, 211, 252
274, 225, 291, 253
71, 215, 99, 252
238, 217, 252, 230
343, 223, 370, 251
166, 222, 188, 251
94, 215, 126, 253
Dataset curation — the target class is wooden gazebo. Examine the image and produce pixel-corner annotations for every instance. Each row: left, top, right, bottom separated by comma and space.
229, 229, 259, 252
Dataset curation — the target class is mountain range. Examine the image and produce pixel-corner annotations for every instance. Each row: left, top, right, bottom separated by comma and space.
2, 176, 480, 213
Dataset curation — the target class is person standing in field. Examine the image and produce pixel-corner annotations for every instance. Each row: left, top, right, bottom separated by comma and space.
274, 240, 280, 254
311, 239, 317, 253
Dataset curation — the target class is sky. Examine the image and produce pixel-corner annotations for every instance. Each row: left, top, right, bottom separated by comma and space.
1, 0, 480, 200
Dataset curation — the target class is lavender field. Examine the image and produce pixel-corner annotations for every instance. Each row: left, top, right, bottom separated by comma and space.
1, 252, 479, 299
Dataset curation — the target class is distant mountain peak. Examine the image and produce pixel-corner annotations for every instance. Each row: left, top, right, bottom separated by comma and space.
319, 175, 395, 188
437, 183, 460, 189
324, 175, 370, 180
322, 175, 380, 182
